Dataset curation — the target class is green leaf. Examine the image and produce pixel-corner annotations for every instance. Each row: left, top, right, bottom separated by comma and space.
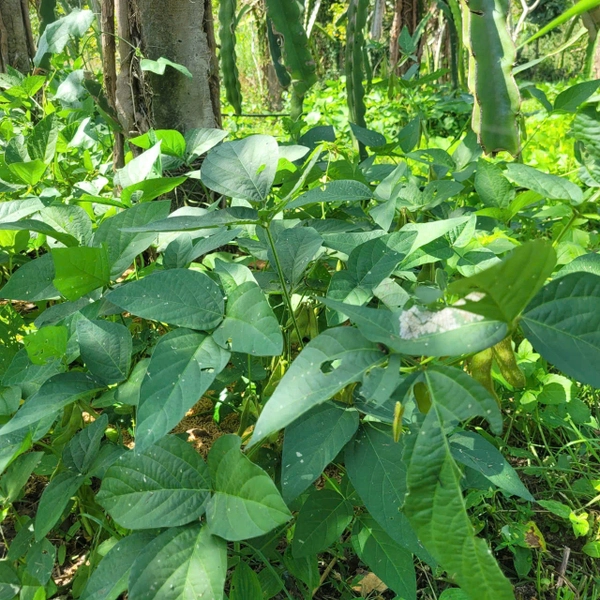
106, 269, 224, 330
448, 240, 556, 323
320, 297, 507, 357
76, 318, 132, 385
213, 282, 282, 356
350, 124, 386, 148
23, 326, 68, 365
63, 414, 108, 474
114, 143, 162, 188
281, 402, 359, 502
521, 272, 600, 388
450, 431, 534, 500
404, 365, 512, 600
27, 114, 59, 164
0, 219, 79, 247
398, 116, 421, 152
0, 372, 102, 437
184, 128, 229, 162
136, 329, 229, 453
206, 435, 292, 540
201, 135, 278, 203
0, 451, 42, 504
229, 561, 263, 600
287, 180, 373, 209
0, 561, 20, 600
128, 524, 226, 600
121, 176, 187, 204
43, 205, 93, 245
93, 201, 170, 279
130, 130, 187, 157
352, 515, 416, 599
505, 163, 583, 205
474, 159, 514, 208
582, 541, 600, 558
292, 489, 354, 557
34, 470, 86, 540
7, 160, 47, 185
250, 328, 386, 447
0, 254, 60, 301
266, 226, 322, 289
554, 80, 600, 113
34, 9, 95, 65
52, 246, 111, 301
97, 435, 210, 529
80, 533, 154, 600
140, 57, 193, 78
555, 253, 600, 279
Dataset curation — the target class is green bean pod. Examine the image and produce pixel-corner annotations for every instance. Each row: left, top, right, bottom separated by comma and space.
345, 0, 368, 130
493, 336, 527, 389
469, 347, 500, 406
267, 17, 291, 88
219, 0, 243, 115
462, 0, 521, 155
266, 0, 316, 119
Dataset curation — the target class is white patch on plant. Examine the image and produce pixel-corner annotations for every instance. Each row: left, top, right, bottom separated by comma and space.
399, 305, 483, 340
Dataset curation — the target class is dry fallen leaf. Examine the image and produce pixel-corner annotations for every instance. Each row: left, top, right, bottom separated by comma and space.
351, 572, 388, 597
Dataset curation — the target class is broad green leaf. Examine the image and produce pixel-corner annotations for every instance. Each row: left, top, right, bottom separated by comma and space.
81, 533, 154, 600
97, 435, 210, 529
206, 435, 292, 540
185, 227, 242, 265
7, 160, 47, 185
287, 180, 373, 209
163, 234, 194, 269
130, 130, 186, 157
0, 372, 101, 437
128, 524, 226, 600
213, 282, 282, 356
34, 470, 86, 540
522, 272, 600, 388
450, 431, 534, 500
0, 198, 44, 223
106, 269, 224, 330
121, 176, 187, 204
214, 259, 257, 295
398, 116, 421, 152
43, 205, 93, 245
23, 326, 68, 365
281, 402, 359, 502
136, 329, 229, 452
140, 57, 193, 78
0, 452, 42, 504
505, 163, 583, 205
201, 135, 278, 202
250, 328, 386, 447
63, 414, 108, 474
350, 123, 386, 147
76, 318, 132, 384
0, 254, 59, 301
229, 561, 263, 600
474, 159, 514, 208
321, 298, 507, 357
404, 366, 511, 600
555, 253, 600, 279
114, 143, 162, 189
34, 9, 95, 65
122, 207, 257, 233
52, 246, 111, 301
0, 561, 20, 600
448, 240, 556, 323
0, 219, 79, 247
24, 538, 55, 585
554, 80, 600, 113
113, 358, 150, 407
352, 515, 416, 600
27, 114, 58, 164
292, 489, 354, 557
92, 200, 170, 279
266, 226, 322, 289
184, 128, 228, 162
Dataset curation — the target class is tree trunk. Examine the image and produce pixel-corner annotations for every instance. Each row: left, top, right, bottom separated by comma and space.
0, 0, 35, 73
115, 0, 221, 136
389, 0, 423, 72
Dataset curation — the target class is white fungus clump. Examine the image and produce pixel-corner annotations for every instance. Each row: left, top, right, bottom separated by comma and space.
399, 304, 483, 340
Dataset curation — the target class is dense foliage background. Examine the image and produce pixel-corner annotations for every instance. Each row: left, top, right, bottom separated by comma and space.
1, 1, 600, 599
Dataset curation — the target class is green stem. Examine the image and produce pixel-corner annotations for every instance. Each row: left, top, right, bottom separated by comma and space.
553, 210, 578, 247
264, 225, 304, 350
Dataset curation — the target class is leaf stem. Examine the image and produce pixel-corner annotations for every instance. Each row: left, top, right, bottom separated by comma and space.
264, 224, 304, 350
553, 210, 578, 247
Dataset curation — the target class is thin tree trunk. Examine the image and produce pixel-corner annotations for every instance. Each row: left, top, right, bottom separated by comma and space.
0, 0, 35, 73
131, 0, 220, 131
390, 0, 402, 69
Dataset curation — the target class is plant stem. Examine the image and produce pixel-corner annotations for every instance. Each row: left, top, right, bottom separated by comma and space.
264, 224, 304, 350
553, 210, 578, 247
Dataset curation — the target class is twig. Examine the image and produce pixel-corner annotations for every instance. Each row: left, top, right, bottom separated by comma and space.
556, 546, 571, 588
312, 556, 338, 597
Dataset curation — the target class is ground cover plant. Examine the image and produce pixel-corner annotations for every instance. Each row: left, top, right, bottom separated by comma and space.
2, 1, 600, 599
